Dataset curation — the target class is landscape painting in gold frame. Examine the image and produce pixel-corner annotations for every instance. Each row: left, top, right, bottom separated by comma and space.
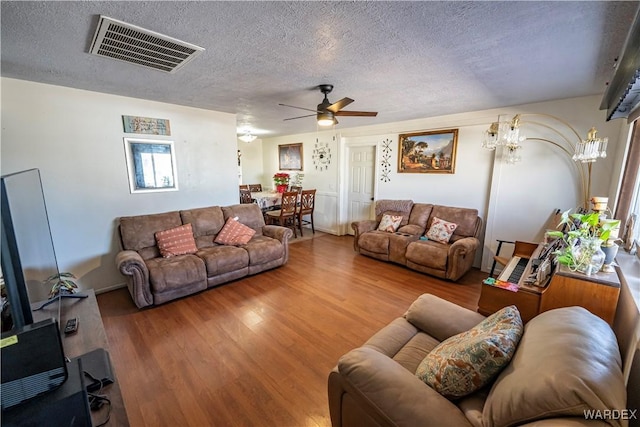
398, 129, 458, 174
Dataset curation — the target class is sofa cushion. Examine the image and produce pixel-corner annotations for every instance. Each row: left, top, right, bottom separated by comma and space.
397, 224, 425, 235
155, 224, 198, 258
358, 230, 391, 255
146, 254, 206, 293
425, 216, 458, 243
405, 240, 449, 271
243, 235, 285, 265
222, 204, 265, 236
180, 206, 225, 248
197, 245, 249, 276
215, 217, 256, 245
375, 200, 414, 223
407, 203, 433, 231
382, 210, 410, 226
482, 307, 626, 427
429, 205, 478, 239
119, 211, 183, 256
415, 305, 523, 399
378, 214, 403, 232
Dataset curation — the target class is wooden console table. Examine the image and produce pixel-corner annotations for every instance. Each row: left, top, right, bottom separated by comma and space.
32, 289, 129, 426
478, 264, 621, 325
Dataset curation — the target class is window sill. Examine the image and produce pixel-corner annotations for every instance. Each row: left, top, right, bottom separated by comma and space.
616, 249, 640, 311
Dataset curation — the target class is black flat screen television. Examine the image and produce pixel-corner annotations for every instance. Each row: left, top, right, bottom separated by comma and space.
1, 168, 60, 331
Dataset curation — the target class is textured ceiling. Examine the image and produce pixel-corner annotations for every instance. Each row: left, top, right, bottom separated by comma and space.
1, 1, 638, 138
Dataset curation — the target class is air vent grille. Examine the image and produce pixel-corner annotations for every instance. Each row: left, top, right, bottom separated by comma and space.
89, 16, 204, 73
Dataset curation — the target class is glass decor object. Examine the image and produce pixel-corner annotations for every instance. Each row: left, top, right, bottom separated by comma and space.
601, 244, 619, 273
573, 128, 608, 163
571, 237, 606, 276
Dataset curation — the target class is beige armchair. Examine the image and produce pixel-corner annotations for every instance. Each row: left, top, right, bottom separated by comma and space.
329, 294, 627, 427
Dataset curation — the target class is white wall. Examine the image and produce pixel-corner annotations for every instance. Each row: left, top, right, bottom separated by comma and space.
261, 95, 631, 272
238, 137, 265, 187
261, 130, 341, 233
1, 78, 238, 293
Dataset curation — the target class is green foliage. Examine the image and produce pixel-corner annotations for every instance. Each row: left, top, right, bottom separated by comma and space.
45, 272, 78, 299
548, 209, 620, 269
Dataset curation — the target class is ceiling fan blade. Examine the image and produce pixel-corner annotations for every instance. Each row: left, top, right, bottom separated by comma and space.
334, 110, 378, 117
278, 103, 320, 113
327, 97, 354, 113
283, 113, 316, 121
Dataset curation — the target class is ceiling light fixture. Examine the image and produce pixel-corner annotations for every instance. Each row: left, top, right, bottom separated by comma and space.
317, 111, 335, 127
239, 132, 257, 143
481, 113, 608, 208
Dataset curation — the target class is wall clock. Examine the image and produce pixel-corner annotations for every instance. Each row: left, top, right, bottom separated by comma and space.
312, 139, 332, 171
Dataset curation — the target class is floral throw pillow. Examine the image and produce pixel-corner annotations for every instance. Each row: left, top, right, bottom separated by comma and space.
425, 217, 458, 243
415, 305, 523, 399
214, 217, 256, 246
155, 223, 198, 258
377, 214, 403, 233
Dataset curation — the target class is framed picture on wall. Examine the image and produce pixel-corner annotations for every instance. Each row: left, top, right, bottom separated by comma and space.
278, 143, 303, 171
123, 138, 178, 193
398, 129, 458, 174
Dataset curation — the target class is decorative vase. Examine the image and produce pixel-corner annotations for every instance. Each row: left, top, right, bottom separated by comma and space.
571, 238, 606, 276
600, 244, 619, 273
276, 184, 288, 193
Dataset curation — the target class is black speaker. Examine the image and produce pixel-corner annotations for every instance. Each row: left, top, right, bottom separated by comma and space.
1, 318, 67, 410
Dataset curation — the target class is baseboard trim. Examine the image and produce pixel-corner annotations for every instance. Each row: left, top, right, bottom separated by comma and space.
93, 282, 127, 295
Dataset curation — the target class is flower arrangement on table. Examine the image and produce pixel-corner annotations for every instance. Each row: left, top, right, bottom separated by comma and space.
273, 173, 290, 193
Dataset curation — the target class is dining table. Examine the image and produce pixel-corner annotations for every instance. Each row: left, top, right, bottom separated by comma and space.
251, 190, 282, 211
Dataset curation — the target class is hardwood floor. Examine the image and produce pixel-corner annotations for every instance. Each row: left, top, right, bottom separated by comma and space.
97, 234, 484, 427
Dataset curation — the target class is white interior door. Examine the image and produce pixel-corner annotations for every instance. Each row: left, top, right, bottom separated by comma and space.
347, 145, 376, 234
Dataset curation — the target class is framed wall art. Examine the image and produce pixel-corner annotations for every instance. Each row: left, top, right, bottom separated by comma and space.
398, 129, 458, 174
278, 143, 303, 171
123, 138, 178, 193
122, 115, 171, 136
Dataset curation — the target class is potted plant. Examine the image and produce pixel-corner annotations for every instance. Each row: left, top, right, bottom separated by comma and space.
273, 173, 290, 193
547, 210, 620, 275
45, 272, 79, 299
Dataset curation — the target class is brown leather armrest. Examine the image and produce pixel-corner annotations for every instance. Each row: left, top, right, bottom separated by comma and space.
115, 250, 153, 308
336, 347, 472, 427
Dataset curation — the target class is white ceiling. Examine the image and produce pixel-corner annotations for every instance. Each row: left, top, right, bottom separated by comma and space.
1, 1, 638, 138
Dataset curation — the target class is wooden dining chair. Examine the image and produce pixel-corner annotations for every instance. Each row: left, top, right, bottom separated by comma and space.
265, 191, 298, 237
239, 184, 249, 191
239, 188, 253, 204
289, 185, 302, 195
248, 184, 262, 192
297, 189, 316, 236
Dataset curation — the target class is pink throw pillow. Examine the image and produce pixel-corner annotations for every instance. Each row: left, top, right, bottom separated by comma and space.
155, 223, 198, 258
214, 217, 256, 246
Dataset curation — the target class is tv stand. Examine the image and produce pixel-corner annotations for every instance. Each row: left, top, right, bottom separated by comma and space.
31, 289, 129, 425
33, 292, 89, 311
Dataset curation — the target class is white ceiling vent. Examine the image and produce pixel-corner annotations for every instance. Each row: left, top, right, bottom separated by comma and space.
89, 16, 204, 73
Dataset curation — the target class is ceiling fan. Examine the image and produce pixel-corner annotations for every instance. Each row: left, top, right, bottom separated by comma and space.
279, 84, 378, 126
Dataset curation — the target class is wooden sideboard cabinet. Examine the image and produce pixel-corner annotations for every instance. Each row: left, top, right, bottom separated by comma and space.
478, 264, 621, 325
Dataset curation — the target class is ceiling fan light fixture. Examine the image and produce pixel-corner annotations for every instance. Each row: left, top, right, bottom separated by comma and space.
317, 111, 335, 126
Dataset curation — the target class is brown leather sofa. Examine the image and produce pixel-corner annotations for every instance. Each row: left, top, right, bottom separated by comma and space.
116, 203, 292, 308
352, 200, 482, 281
329, 294, 628, 427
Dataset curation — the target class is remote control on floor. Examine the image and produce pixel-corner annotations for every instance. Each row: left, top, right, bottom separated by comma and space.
64, 317, 79, 335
